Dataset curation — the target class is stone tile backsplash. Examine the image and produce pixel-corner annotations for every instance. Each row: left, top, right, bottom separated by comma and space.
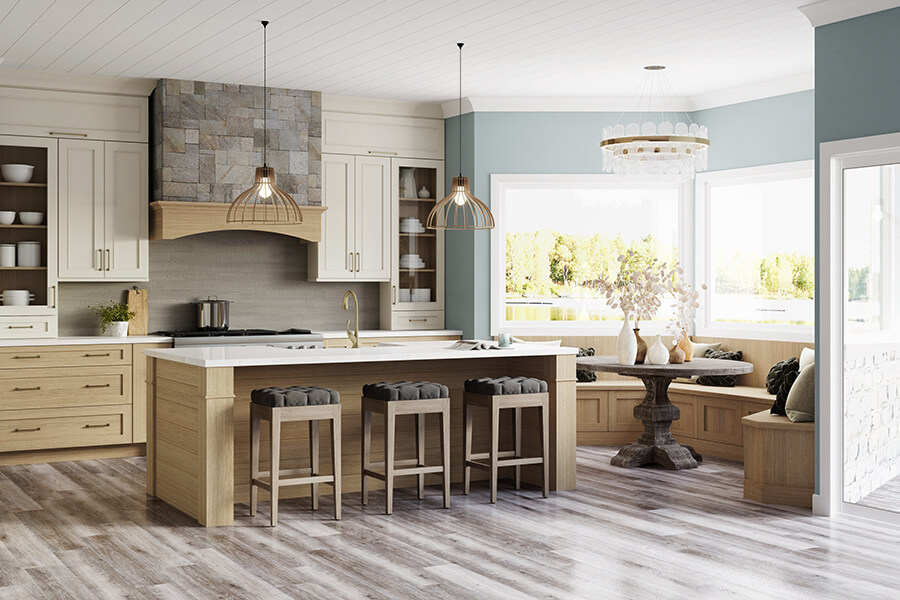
151, 78, 321, 206
58, 231, 378, 336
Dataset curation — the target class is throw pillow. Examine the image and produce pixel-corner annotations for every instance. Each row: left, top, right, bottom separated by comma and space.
799, 347, 815, 371
697, 349, 743, 387
766, 357, 800, 415
576, 347, 597, 382
692, 341, 722, 358
785, 363, 815, 422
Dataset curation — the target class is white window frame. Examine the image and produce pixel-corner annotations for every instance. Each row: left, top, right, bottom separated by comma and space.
695, 161, 815, 343
490, 174, 691, 336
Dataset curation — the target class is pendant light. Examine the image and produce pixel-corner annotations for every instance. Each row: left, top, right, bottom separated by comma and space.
227, 20, 303, 224
426, 42, 494, 230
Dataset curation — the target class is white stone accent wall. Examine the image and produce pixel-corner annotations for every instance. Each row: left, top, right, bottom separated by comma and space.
843, 343, 900, 503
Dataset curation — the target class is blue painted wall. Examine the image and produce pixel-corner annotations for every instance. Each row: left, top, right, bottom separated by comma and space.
812, 7, 900, 497
444, 91, 815, 338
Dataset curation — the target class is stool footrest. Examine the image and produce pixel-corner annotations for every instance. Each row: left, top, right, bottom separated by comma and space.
364, 465, 445, 481
467, 457, 544, 470
469, 450, 517, 461
252, 474, 336, 491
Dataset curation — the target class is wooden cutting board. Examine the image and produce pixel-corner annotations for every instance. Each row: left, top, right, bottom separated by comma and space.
127, 288, 149, 335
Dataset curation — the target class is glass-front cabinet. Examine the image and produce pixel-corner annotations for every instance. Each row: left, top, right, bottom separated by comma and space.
380, 158, 445, 329
0, 135, 58, 338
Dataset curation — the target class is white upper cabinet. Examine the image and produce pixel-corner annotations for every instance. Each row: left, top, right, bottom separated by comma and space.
0, 88, 148, 143
58, 140, 149, 281
308, 154, 391, 282
322, 112, 444, 160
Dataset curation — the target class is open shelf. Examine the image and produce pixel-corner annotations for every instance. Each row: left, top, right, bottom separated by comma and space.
400, 232, 435, 238
0, 224, 46, 229
0, 182, 47, 188
400, 268, 436, 273
400, 197, 436, 203
0, 267, 46, 271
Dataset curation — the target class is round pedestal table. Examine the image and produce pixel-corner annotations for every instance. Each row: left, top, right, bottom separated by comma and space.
575, 356, 753, 470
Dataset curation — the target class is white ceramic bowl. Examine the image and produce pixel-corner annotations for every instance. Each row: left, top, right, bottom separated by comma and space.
1, 164, 34, 183
1, 290, 34, 306
18, 212, 43, 225
0, 211, 14, 225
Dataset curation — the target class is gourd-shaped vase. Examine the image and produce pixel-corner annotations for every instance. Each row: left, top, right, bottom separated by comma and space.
616, 315, 638, 365
678, 330, 694, 362
669, 341, 686, 364
646, 334, 669, 365
633, 328, 648, 364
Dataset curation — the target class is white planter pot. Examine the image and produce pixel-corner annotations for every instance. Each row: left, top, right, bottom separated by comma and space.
105, 321, 130, 337
616, 315, 637, 365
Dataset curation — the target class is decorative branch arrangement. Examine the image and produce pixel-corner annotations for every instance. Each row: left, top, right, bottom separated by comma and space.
598, 249, 676, 326
667, 268, 704, 342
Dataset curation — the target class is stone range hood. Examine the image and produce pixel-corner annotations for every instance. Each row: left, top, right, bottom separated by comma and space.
149, 78, 323, 241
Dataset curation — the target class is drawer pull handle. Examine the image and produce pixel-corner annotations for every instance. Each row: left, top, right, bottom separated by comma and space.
8, 326, 35, 330
50, 131, 88, 137
13, 354, 41, 359
83, 423, 111, 429
83, 353, 111, 357
13, 427, 41, 433
408, 318, 428, 322
84, 383, 111, 389
13, 386, 41, 391
367, 150, 398, 155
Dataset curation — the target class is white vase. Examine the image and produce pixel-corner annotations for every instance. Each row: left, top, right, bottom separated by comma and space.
616, 315, 638, 365
105, 321, 130, 337
646, 334, 669, 365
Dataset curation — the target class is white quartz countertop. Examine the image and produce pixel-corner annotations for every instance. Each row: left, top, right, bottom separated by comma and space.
143, 340, 575, 368
0, 335, 173, 347
319, 329, 462, 339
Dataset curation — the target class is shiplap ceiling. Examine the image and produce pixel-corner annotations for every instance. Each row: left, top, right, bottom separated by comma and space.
0, 0, 814, 104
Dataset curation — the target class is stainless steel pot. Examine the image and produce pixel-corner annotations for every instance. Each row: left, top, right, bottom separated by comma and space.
194, 296, 231, 331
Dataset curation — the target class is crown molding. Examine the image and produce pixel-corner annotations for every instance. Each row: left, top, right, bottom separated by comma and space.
0, 67, 155, 96
323, 94, 443, 119
798, 0, 900, 27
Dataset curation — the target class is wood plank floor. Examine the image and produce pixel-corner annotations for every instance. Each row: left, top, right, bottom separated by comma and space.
1, 447, 899, 599
858, 471, 900, 513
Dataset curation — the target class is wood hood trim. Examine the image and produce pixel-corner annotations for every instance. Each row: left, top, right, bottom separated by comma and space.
150, 201, 326, 242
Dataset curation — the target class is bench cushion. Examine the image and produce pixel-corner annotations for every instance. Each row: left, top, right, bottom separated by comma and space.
363, 381, 449, 401
251, 386, 340, 407
465, 376, 548, 395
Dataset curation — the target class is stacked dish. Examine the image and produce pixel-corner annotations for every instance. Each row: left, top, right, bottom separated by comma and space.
399, 218, 425, 233
400, 254, 425, 269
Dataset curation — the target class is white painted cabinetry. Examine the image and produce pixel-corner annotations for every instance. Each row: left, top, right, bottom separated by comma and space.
58, 140, 148, 281
308, 154, 390, 281
322, 112, 444, 160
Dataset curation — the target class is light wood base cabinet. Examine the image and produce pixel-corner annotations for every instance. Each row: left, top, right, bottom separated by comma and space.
742, 411, 814, 507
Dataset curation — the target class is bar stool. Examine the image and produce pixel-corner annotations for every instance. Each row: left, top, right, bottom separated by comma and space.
463, 376, 550, 503
361, 381, 451, 515
249, 385, 342, 526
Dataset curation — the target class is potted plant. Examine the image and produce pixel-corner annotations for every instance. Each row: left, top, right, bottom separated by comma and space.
89, 301, 135, 337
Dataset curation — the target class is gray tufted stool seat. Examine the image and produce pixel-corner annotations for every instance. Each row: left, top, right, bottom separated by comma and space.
249, 385, 342, 525
463, 376, 550, 503
361, 381, 451, 514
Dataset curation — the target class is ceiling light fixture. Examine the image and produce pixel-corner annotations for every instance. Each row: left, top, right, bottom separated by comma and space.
600, 65, 709, 180
427, 42, 494, 230
227, 20, 302, 225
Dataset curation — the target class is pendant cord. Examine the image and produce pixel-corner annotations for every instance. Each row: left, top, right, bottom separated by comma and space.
458, 42, 463, 178
262, 20, 268, 168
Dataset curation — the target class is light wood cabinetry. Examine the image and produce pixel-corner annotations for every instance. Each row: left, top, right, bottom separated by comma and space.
380, 158, 445, 330
58, 140, 148, 281
322, 112, 444, 159
743, 411, 814, 507
309, 154, 390, 281
0, 135, 58, 339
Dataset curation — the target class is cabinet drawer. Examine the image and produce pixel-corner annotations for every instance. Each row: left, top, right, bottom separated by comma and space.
391, 310, 444, 330
0, 344, 130, 369
0, 366, 131, 410
0, 405, 132, 452
0, 316, 57, 339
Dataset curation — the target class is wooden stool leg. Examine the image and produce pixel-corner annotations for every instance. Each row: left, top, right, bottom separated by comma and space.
361, 408, 371, 506
490, 400, 500, 504
441, 404, 450, 509
514, 406, 522, 490
309, 419, 319, 511
540, 401, 549, 498
331, 411, 342, 520
416, 413, 425, 500
464, 399, 473, 495
385, 405, 396, 515
269, 411, 281, 526
250, 411, 261, 516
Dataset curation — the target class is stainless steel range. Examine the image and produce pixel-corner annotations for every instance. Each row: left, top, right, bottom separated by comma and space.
158, 328, 324, 349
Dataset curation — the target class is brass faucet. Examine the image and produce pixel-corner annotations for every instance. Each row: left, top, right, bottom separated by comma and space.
342, 290, 360, 348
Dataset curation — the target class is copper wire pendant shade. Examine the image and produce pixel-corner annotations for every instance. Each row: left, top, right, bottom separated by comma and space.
426, 43, 494, 230
227, 21, 302, 225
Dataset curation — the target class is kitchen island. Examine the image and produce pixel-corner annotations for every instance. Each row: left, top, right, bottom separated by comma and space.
143, 342, 576, 526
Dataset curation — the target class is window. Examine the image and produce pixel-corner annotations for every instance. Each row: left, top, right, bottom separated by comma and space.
695, 161, 814, 341
491, 175, 689, 335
